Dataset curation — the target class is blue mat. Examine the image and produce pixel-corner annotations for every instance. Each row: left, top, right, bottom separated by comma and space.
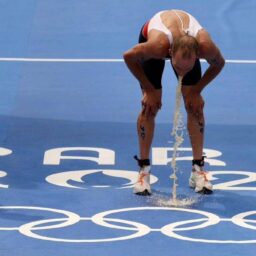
0, 1, 256, 255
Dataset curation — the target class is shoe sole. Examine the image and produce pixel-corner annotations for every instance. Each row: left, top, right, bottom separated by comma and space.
135, 190, 151, 196
197, 187, 213, 195
189, 180, 213, 195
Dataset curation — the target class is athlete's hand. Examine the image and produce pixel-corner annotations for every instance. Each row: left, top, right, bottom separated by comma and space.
141, 90, 162, 117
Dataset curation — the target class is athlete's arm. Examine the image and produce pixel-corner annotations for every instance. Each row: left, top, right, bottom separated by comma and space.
195, 31, 225, 92
123, 39, 167, 92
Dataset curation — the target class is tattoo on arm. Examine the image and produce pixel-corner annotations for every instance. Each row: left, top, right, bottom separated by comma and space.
208, 56, 224, 69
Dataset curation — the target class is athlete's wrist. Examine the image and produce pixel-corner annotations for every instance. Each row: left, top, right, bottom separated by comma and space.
142, 83, 156, 93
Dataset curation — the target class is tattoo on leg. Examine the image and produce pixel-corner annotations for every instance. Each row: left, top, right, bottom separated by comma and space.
198, 121, 204, 134
140, 125, 146, 140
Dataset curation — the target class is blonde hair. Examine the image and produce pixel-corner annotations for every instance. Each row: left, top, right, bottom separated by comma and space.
172, 35, 199, 58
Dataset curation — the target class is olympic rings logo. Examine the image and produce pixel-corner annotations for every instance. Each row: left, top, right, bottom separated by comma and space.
1, 206, 256, 244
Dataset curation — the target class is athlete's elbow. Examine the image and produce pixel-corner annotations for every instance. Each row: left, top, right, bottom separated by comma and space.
220, 57, 225, 69
214, 56, 225, 72
123, 50, 131, 63
124, 44, 144, 62
123, 49, 137, 64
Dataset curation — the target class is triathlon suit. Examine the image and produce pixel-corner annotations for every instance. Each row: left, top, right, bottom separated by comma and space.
138, 10, 203, 89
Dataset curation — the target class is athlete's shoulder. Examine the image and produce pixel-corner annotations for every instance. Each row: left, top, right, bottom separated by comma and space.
196, 30, 225, 67
197, 30, 218, 57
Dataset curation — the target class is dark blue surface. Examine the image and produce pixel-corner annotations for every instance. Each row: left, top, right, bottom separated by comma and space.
0, 1, 256, 255
0, 116, 256, 255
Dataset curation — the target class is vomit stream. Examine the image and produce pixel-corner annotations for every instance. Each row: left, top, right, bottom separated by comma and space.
170, 77, 185, 206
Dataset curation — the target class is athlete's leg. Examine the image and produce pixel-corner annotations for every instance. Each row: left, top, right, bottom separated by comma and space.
181, 87, 204, 160
137, 90, 162, 160
134, 24, 164, 195
172, 59, 212, 193
172, 59, 203, 160
134, 90, 161, 195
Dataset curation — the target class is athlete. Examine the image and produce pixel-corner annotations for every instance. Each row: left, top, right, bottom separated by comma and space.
123, 9, 225, 195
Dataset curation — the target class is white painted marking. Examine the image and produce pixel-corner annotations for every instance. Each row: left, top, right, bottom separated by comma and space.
0, 58, 255, 64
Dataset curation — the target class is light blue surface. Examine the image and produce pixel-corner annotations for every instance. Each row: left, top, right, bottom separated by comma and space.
0, 1, 256, 255
0, 0, 256, 124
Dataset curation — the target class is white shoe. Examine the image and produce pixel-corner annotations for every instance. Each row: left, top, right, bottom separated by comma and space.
133, 165, 151, 196
189, 164, 213, 194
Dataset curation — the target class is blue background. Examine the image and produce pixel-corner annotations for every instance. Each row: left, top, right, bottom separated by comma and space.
0, 1, 256, 255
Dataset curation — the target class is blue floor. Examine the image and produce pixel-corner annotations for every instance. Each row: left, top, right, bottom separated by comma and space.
0, 1, 256, 255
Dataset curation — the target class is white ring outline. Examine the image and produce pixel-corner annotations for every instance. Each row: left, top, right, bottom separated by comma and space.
0, 206, 80, 231
162, 216, 256, 243
19, 217, 150, 242
232, 211, 256, 230
1, 206, 256, 243
91, 207, 219, 232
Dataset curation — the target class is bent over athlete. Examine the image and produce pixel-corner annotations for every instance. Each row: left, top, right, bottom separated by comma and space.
123, 9, 225, 195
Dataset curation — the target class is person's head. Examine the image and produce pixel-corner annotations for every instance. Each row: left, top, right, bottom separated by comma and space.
170, 35, 199, 77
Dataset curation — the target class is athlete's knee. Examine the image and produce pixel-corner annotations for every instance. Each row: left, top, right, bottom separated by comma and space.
183, 96, 205, 116
139, 111, 157, 122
